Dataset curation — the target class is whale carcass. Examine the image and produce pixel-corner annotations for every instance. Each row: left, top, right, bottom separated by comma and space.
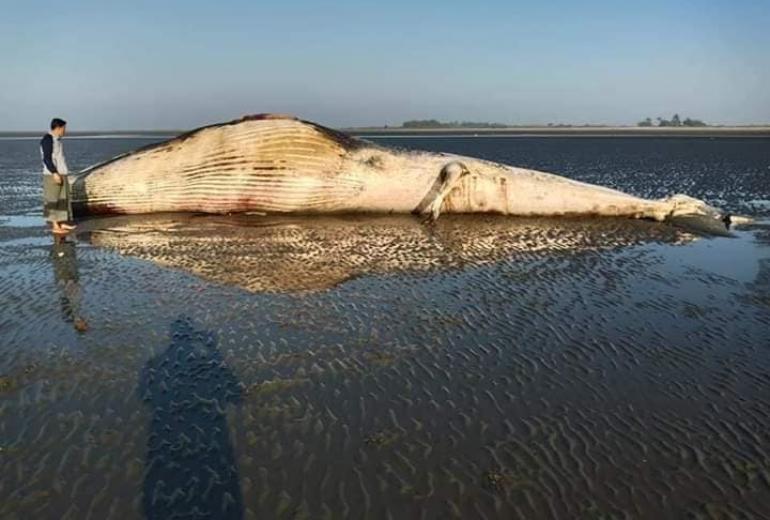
71, 114, 734, 229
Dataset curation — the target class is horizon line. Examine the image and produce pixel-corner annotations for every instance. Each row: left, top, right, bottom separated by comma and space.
3, 123, 770, 135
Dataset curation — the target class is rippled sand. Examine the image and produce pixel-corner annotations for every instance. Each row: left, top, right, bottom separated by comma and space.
2, 212, 769, 519
2, 135, 770, 518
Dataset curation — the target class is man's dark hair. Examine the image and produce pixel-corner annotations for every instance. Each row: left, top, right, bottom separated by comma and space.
50, 118, 67, 130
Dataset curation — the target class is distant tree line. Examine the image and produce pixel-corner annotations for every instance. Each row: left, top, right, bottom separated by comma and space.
399, 116, 710, 129
402, 119, 509, 129
638, 114, 707, 127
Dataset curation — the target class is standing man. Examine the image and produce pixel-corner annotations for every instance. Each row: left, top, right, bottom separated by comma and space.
41, 118, 76, 234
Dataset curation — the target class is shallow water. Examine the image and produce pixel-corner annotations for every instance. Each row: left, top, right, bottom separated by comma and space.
1, 136, 770, 519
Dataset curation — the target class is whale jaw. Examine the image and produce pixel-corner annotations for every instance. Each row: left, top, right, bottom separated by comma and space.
658, 194, 755, 236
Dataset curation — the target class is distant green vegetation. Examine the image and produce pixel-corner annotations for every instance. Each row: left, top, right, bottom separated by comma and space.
638, 114, 707, 127
402, 119, 510, 129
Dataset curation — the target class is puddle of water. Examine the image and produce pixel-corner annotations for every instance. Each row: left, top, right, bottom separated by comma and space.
652, 223, 769, 285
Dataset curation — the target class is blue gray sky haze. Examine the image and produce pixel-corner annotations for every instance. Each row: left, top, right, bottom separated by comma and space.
1, 0, 768, 130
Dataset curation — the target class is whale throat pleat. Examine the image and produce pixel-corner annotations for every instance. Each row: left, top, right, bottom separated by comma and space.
78, 118, 365, 214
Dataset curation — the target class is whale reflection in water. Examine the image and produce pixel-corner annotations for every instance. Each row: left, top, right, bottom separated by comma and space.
81, 214, 695, 293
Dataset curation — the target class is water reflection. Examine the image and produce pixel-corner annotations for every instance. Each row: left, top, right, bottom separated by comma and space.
138, 316, 244, 519
49, 235, 88, 331
747, 223, 770, 307
82, 213, 694, 293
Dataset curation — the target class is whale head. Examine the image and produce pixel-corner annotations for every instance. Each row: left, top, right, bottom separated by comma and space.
661, 194, 745, 235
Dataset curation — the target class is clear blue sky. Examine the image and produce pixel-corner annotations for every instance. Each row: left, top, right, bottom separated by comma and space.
1, 0, 768, 130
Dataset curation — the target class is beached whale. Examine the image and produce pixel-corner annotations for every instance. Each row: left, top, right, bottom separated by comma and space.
71, 114, 735, 230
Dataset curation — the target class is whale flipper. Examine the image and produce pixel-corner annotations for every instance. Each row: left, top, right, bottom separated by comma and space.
414, 161, 469, 223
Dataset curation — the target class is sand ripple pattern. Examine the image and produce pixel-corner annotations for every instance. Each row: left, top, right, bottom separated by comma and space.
2, 213, 770, 519
1, 136, 769, 518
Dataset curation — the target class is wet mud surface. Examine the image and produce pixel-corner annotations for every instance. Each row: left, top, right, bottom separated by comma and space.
1, 136, 769, 518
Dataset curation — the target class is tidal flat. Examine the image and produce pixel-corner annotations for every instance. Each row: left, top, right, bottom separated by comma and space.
1, 135, 769, 518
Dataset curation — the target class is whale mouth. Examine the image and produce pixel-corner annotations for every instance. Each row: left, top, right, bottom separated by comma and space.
666, 212, 755, 237
667, 214, 732, 236
658, 194, 755, 236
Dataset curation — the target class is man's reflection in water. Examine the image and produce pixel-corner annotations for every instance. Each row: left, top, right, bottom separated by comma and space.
50, 235, 88, 332
138, 316, 244, 520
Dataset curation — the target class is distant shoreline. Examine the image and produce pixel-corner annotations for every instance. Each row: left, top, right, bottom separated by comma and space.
348, 126, 770, 138
2, 126, 770, 139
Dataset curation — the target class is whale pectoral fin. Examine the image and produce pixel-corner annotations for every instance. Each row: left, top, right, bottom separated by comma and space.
415, 161, 469, 223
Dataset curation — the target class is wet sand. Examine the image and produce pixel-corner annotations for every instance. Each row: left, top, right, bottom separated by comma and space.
1, 136, 770, 518
1, 212, 769, 518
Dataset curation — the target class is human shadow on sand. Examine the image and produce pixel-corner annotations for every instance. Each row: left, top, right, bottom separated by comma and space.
138, 316, 244, 519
